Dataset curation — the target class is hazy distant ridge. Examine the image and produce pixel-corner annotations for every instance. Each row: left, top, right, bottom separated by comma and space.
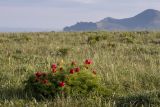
63, 9, 160, 31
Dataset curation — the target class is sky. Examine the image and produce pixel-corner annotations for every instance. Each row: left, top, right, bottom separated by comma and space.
0, 0, 160, 31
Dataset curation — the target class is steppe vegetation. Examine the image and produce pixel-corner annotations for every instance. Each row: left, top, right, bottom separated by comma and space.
0, 31, 160, 107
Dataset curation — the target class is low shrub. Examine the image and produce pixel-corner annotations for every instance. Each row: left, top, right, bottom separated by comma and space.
24, 59, 109, 99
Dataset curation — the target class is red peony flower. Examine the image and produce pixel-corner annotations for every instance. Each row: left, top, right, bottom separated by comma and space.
51, 64, 57, 69
43, 79, 48, 84
85, 59, 92, 65
75, 67, 80, 72
35, 72, 42, 78
70, 69, 74, 74
52, 68, 56, 73
59, 82, 65, 87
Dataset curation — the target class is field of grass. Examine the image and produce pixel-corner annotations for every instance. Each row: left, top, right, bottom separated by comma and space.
0, 31, 160, 107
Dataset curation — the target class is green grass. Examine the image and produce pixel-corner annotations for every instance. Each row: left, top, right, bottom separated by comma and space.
0, 31, 160, 107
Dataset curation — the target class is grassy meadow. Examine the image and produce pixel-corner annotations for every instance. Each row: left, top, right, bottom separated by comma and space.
0, 31, 160, 107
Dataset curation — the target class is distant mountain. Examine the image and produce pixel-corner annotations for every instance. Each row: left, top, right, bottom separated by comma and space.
63, 9, 160, 31
63, 22, 97, 32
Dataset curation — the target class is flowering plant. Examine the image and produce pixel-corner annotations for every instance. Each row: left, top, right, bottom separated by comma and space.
24, 59, 106, 99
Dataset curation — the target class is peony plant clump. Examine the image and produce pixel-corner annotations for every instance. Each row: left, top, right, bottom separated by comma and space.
24, 59, 108, 99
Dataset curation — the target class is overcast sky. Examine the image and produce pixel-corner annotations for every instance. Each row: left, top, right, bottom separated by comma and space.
0, 0, 160, 30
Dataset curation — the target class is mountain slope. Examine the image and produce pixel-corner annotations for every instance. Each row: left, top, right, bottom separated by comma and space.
63, 9, 160, 31
63, 22, 97, 32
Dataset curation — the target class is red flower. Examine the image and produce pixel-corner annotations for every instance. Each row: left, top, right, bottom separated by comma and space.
35, 72, 42, 78
85, 59, 92, 65
43, 79, 48, 84
70, 69, 74, 74
52, 68, 56, 73
75, 67, 80, 72
71, 61, 76, 66
51, 64, 57, 69
59, 82, 65, 87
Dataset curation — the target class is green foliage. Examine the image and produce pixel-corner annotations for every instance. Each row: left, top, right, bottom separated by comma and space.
66, 69, 105, 97
24, 60, 108, 99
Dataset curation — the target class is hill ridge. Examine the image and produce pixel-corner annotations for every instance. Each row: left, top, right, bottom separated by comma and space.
63, 9, 160, 31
